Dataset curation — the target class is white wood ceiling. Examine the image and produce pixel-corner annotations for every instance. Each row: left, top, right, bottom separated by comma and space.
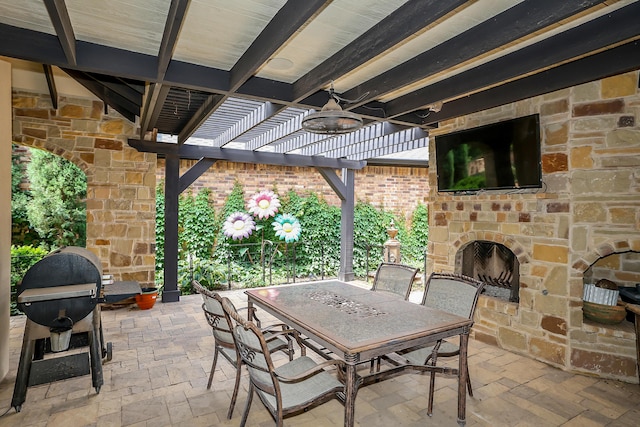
0, 0, 638, 163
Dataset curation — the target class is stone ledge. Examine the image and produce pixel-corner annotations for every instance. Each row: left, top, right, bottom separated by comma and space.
581, 318, 636, 340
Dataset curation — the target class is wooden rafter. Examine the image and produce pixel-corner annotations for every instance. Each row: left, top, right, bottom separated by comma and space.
231, 0, 330, 93
42, 64, 58, 110
43, 0, 76, 66
384, 1, 640, 118
341, 0, 607, 110
157, 0, 191, 81
292, 0, 468, 102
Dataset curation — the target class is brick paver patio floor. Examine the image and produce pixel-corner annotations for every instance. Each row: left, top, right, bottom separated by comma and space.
1, 284, 639, 426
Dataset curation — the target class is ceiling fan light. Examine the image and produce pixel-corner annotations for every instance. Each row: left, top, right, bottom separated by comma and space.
301, 98, 363, 134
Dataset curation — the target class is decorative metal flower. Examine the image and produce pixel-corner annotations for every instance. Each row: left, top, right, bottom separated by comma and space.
248, 190, 280, 219
272, 214, 302, 243
222, 211, 256, 240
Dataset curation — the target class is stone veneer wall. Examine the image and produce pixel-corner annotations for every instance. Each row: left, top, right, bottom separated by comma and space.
12, 91, 156, 286
158, 160, 430, 217
585, 252, 640, 288
428, 71, 640, 382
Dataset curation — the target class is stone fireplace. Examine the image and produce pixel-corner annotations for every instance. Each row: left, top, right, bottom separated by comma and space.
457, 240, 520, 303
426, 71, 640, 383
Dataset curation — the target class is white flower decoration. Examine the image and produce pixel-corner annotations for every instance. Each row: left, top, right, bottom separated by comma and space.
222, 211, 256, 240
272, 214, 301, 243
248, 190, 280, 219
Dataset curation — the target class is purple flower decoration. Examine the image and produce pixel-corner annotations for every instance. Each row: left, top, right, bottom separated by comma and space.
222, 211, 256, 240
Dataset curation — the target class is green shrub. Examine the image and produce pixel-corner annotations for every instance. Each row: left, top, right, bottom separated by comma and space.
293, 192, 341, 277
178, 256, 227, 294
10, 245, 48, 315
353, 201, 396, 275
404, 203, 429, 263
212, 180, 247, 264
179, 188, 217, 258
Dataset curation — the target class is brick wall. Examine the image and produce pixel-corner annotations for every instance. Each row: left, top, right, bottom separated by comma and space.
157, 160, 430, 219
428, 71, 640, 383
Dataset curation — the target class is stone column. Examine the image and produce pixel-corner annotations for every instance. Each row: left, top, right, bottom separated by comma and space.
0, 59, 10, 382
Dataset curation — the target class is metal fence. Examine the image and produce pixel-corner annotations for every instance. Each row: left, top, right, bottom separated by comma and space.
221, 239, 332, 288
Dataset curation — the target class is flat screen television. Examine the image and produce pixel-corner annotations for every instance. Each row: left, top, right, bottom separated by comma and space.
435, 114, 542, 192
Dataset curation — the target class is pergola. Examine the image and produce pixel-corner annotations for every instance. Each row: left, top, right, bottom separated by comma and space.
1, 0, 639, 301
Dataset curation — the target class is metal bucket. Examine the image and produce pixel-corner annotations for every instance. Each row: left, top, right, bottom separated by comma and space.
49, 316, 74, 352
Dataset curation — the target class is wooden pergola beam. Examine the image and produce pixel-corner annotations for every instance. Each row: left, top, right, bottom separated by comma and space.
129, 139, 366, 170
132, 140, 364, 301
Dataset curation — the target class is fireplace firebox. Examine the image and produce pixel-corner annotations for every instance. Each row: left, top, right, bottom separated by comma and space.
457, 240, 519, 303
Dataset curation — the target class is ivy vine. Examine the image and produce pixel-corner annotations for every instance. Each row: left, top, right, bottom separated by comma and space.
155, 181, 429, 292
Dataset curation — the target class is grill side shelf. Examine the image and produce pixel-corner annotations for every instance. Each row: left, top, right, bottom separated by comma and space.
102, 280, 142, 303
17, 283, 97, 303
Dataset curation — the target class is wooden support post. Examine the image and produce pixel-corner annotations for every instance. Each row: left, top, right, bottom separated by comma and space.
162, 154, 180, 302
339, 168, 355, 282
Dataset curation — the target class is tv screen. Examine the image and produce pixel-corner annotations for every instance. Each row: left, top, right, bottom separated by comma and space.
435, 114, 542, 192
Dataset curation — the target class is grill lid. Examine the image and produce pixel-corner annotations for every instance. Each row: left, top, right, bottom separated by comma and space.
18, 247, 102, 328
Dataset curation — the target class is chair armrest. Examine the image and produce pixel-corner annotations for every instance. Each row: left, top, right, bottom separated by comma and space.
260, 323, 290, 333
275, 359, 345, 383
263, 327, 306, 356
235, 305, 264, 326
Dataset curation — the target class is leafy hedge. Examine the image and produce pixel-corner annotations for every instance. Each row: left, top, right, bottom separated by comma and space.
155, 182, 428, 293
10, 245, 48, 315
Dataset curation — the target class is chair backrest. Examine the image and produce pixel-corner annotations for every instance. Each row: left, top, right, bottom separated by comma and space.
192, 280, 235, 348
222, 298, 280, 399
421, 272, 485, 320
371, 262, 420, 300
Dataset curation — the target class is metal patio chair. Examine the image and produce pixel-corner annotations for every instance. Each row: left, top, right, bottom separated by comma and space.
222, 297, 345, 427
369, 262, 420, 371
399, 272, 485, 416
192, 280, 294, 419
370, 262, 419, 300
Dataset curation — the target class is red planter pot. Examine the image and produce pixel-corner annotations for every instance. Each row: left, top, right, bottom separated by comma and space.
135, 288, 158, 310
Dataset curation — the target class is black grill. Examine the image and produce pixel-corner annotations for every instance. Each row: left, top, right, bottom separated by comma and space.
18, 246, 102, 329
11, 246, 140, 412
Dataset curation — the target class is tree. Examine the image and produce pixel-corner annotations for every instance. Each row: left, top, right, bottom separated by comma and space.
11, 145, 39, 244
25, 148, 87, 247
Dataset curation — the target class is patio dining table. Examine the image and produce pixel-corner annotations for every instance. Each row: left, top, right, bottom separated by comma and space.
245, 280, 474, 426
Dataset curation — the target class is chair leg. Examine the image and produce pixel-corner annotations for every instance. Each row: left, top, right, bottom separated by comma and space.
427, 352, 438, 417
466, 364, 473, 397
227, 360, 242, 419
288, 338, 294, 361
207, 347, 219, 389
240, 382, 254, 427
